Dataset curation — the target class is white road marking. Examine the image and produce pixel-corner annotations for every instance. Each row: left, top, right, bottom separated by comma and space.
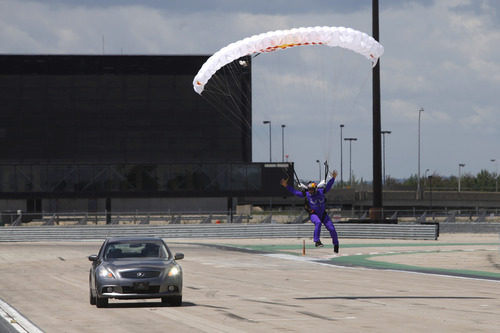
0, 298, 43, 333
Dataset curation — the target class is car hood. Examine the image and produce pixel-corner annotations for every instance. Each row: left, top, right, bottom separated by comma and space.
103, 259, 174, 270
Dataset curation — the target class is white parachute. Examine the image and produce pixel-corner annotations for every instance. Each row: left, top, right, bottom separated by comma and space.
193, 26, 384, 94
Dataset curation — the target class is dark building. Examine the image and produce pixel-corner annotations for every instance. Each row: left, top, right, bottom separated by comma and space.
0, 55, 290, 215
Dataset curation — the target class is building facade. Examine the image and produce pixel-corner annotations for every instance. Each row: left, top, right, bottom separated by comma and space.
0, 55, 291, 217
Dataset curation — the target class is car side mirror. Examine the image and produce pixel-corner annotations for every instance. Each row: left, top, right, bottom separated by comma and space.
88, 255, 98, 262
174, 253, 184, 260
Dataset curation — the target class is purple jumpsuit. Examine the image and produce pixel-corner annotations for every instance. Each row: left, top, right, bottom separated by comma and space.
286, 177, 339, 246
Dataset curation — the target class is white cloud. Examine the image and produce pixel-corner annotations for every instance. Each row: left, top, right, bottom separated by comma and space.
459, 105, 499, 130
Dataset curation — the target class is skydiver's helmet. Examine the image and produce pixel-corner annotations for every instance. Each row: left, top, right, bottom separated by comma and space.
307, 182, 317, 193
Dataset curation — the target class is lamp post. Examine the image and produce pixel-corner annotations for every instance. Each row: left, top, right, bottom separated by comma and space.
429, 175, 433, 211
340, 124, 344, 188
381, 130, 391, 186
281, 124, 286, 162
316, 160, 321, 181
417, 107, 424, 199
344, 137, 357, 186
490, 159, 498, 192
458, 163, 465, 192
262, 121, 271, 162
424, 168, 430, 196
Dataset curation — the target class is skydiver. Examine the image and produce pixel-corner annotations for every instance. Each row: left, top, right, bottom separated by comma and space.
280, 171, 340, 253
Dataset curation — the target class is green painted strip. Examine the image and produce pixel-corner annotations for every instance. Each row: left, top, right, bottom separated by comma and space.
219, 242, 500, 280
330, 252, 500, 279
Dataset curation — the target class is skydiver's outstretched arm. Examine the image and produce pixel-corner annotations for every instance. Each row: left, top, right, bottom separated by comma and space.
280, 178, 305, 198
324, 170, 338, 193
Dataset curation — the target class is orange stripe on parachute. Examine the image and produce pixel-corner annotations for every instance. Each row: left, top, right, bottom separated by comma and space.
259, 42, 323, 53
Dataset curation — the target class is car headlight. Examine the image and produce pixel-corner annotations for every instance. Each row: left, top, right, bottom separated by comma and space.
168, 266, 180, 277
98, 267, 115, 279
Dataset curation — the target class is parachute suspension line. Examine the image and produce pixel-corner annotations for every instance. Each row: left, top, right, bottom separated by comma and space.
215, 59, 252, 117
322, 56, 373, 168
199, 80, 252, 140
324, 160, 329, 182
200, 60, 253, 132
318, 48, 336, 164
193, 26, 384, 172
223, 58, 253, 116
293, 167, 302, 185
199, 93, 252, 140
345, 67, 372, 114
201, 85, 250, 130
320, 46, 356, 165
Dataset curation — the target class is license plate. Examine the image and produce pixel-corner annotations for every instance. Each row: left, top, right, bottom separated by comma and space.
133, 282, 149, 291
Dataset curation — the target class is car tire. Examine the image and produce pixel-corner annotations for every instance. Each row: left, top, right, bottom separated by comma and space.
89, 289, 96, 305
96, 295, 108, 308
162, 296, 182, 306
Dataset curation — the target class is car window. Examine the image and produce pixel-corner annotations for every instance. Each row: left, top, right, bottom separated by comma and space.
104, 241, 169, 259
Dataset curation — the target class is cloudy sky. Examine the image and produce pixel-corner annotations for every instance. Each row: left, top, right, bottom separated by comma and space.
1, 0, 499, 182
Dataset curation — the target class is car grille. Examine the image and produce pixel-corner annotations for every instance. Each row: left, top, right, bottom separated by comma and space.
120, 271, 161, 279
122, 286, 160, 294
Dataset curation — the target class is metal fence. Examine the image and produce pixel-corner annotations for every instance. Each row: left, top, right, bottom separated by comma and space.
1, 208, 499, 227
0, 223, 440, 242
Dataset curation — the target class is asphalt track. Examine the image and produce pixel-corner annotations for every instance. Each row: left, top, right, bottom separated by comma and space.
0, 233, 499, 332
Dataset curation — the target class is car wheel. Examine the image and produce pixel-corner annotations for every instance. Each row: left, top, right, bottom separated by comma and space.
89, 289, 96, 305
96, 295, 108, 308
162, 296, 182, 306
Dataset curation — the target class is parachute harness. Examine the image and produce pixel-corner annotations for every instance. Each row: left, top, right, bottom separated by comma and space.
285, 161, 329, 215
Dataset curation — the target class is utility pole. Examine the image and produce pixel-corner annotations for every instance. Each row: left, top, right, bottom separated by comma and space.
458, 163, 465, 192
372, 0, 383, 218
344, 138, 358, 186
340, 124, 344, 188
263, 121, 271, 162
417, 108, 424, 199
381, 130, 391, 185
281, 124, 286, 162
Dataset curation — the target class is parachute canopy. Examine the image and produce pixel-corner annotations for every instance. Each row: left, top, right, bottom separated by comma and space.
193, 26, 384, 94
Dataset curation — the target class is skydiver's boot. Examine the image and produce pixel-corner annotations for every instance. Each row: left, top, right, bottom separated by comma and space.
315, 241, 324, 248
334, 244, 339, 254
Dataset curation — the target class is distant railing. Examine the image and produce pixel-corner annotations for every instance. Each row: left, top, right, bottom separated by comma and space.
1, 208, 499, 227
0, 223, 440, 242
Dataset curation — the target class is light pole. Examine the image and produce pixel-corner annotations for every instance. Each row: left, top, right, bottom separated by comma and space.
424, 168, 430, 191
381, 130, 391, 186
458, 163, 465, 192
417, 107, 424, 199
262, 120, 271, 162
281, 124, 286, 162
429, 175, 433, 211
316, 160, 321, 181
491, 159, 498, 192
344, 137, 357, 186
340, 124, 344, 188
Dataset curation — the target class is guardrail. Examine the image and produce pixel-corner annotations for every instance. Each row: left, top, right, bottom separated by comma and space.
0, 223, 439, 242
2, 209, 500, 226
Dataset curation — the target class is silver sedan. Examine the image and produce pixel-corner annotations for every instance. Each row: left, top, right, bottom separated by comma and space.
88, 237, 184, 308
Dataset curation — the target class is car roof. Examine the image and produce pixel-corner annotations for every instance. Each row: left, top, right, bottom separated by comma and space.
105, 237, 164, 242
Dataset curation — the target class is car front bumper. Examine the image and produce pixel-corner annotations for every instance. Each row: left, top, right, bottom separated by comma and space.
96, 276, 182, 299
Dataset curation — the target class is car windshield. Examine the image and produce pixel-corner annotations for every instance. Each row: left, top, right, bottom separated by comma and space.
104, 241, 169, 260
